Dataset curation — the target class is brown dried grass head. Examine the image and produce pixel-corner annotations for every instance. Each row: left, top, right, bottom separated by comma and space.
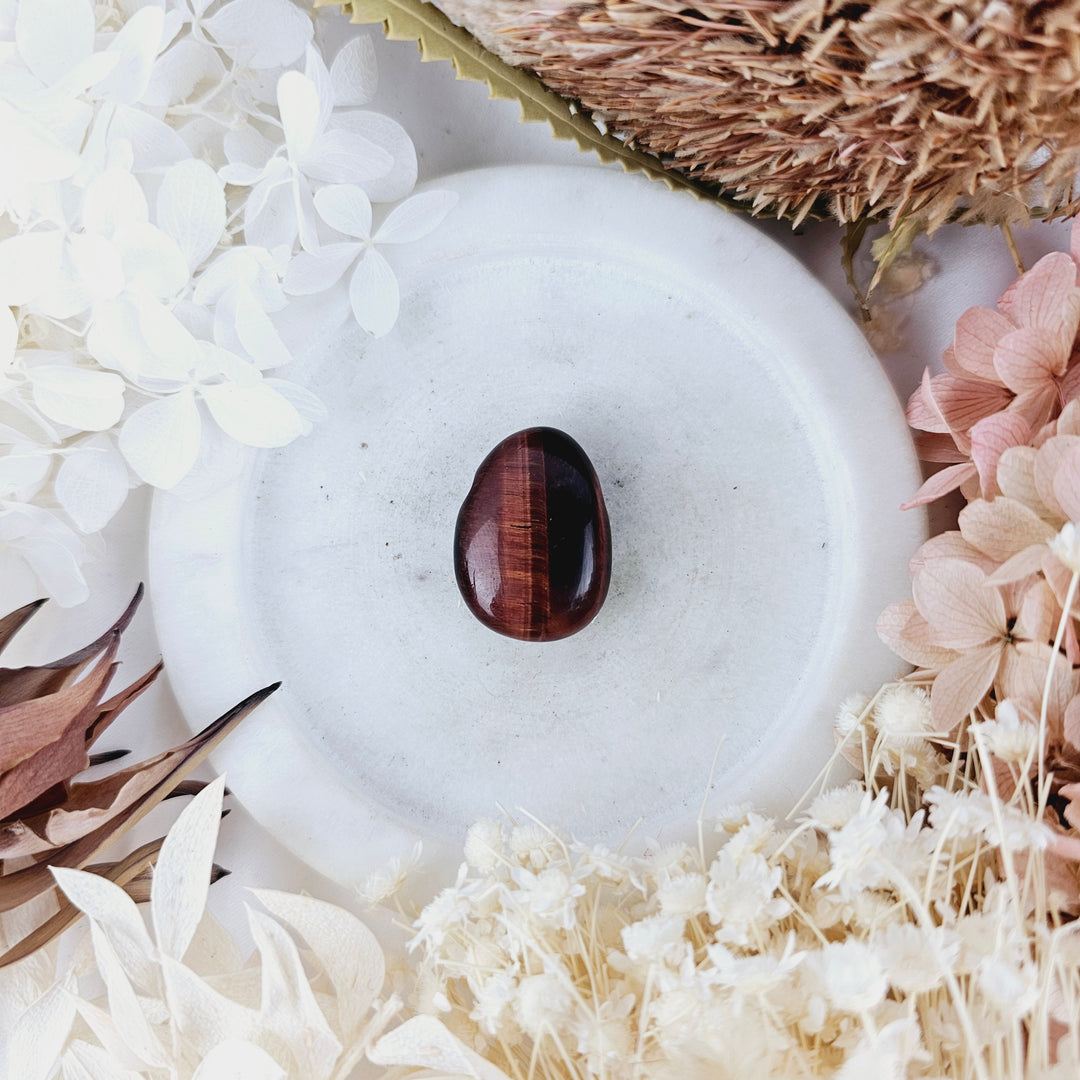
439, 0, 1080, 230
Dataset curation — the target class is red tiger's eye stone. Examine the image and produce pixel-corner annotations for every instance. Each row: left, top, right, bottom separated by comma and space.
454, 428, 612, 641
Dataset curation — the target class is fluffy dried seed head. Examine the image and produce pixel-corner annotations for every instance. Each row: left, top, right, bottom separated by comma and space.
438, 0, 1080, 229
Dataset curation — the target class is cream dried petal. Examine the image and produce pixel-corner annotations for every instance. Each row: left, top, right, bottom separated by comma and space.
930, 645, 1001, 731
876, 600, 958, 670
913, 557, 1005, 648
1013, 576, 1058, 643
909, 531, 995, 575
1052, 445, 1080, 523
959, 497, 1056, 562
1036, 436, 1080, 519
987, 544, 1047, 586
996, 445, 1043, 513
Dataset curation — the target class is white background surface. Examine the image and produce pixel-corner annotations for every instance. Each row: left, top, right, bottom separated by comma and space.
2, 6, 1074, 946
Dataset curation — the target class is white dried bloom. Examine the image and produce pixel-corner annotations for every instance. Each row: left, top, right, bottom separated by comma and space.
469, 969, 518, 1036
705, 847, 790, 945
809, 939, 888, 1013
411, 864, 476, 951
806, 782, 868, 829
514, 970, 575, 1037
836, 692, 871, 740
464, 819, 506, 873
620, 913, 687, 967
506, 865, 586, 930
508, 823, 564, 869
569, 993, 635, 1075
357, 841, 422, 905
875, 922, 960, 995
1051, 521, 1080, 575
873, 683, 933, 743
973, 700, 1038, 764
656, 871, 708, 917
925, 787, 1051, 852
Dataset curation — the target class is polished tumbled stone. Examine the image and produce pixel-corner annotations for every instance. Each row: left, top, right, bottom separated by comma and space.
454, 427, 611, 641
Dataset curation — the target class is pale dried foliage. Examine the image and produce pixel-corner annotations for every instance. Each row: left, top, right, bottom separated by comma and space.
433, 0, 1080, 229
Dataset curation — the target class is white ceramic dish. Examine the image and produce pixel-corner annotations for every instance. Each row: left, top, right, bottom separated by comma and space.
149, 165, 925, 885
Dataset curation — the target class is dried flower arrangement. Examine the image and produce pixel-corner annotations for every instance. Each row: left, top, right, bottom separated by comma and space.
0, 590, 275, 969
403, 0, 1080, 232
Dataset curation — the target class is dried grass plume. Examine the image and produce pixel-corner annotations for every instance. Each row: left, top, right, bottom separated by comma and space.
433, 0, 1080, 229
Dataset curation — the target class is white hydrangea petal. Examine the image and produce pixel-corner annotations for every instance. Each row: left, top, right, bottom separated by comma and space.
15, 0, 94, 87
115, 222, 189, 298
313, 184, 372, 240
202, 0, 313, 70
93, 7, 165, 105
263, 379, 327, 424
218, 161, 267, 187
234, 292, 292, 369
201, 380, 307, 447
136, 297, 202, 383
277, 71, 320, 164
282, 243, 358, 296
330, 34, 377, 107
243, 180, 298, 253
223, 126, 276, 170
27, 366, 126, 431
0, 451, 51, 501
330, 112, 416, 202
156, 159, 225, 271
293, 175, 320, 254
142, 39, 224, 109
191, 1040, 285, 1080
87, 296, 146, 382
151, 776, 225, 963
34, 234, 123, 319
107, 105, 191, 173
0, 503, 89, 606
303, 128, 392, 185
0, 100, 81, 193
0, 230, 65, 305
303, 43, 334, 141
348, 249, 399, 337
119, 389, 201, 488
83, 169, 149, 235
55, 437, 130, 533
0, 305, 15, 367
375, 189, 458, 245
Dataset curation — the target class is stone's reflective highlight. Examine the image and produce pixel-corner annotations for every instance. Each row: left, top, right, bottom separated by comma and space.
454, 428, 612, 641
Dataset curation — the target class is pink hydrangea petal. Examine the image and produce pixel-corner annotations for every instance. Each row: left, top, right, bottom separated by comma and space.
1058, 399, 1080, 436
900, 462, 975, 510
906, 368, 950, 434
953, 305, 1012, 382
912, 556, 1005, 648
987, 544, 1049, 587
930, 644, 1001, 731
910, 531, 996, 576
913, 431, 969, 464
1000, 641, 1078, 741
1035, 435, 1080, 519
929, 372, 1013, 435
996, 445, 1042, 510
876, 599, 959, 670
970, 411, 1029, 499
995, 326, 1069, 394
958, 496, 1055, 563
1010, 251, 1078, 331
1052, 444, 1080, 523
1013, 575, 1057, 641
1064, 697, 1080, 751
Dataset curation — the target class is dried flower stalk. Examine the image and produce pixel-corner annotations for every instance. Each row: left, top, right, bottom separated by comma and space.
0, 590, 277, 965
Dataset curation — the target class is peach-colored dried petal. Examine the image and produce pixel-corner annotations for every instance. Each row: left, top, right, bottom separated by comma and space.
1034, 435, 1080, 520
1013, 576, 1058, 643
913, 431, 968, 464
909, 532, 996, 576
958, 497, 1056, 563
970, 411, 1029, 499
1042, 548, 1077, 614
906, 369, 950, 434
1058, 398, 1080, 437
1062, 784, 1080, 831
877, 599, 959, 670
1060, 361, 1080, 408
912, 557, 1005, 648
987, 544, 1047, 587
999, 641, 1077, 742
1052, 445, 1080, 523
994, 326, 1069, 393
901, 462, 975, 510
996, 445, 1043, 512
1010, 251, 1079, 331
930, 644, 1001, 731
953, 306, 1012, 383
941, 344, 964, 377
1065, 697, 1080, 751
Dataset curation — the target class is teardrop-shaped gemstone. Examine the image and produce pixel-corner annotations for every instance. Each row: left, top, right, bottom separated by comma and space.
454, 427, 612, 641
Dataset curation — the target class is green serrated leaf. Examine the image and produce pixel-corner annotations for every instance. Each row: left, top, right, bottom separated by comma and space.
321, 0, 740, 210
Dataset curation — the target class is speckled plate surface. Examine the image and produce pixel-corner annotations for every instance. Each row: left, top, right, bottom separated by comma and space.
149, 165, 924, 885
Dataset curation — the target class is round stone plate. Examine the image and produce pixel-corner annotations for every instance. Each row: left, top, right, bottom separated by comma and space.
149, 165, 924, 886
